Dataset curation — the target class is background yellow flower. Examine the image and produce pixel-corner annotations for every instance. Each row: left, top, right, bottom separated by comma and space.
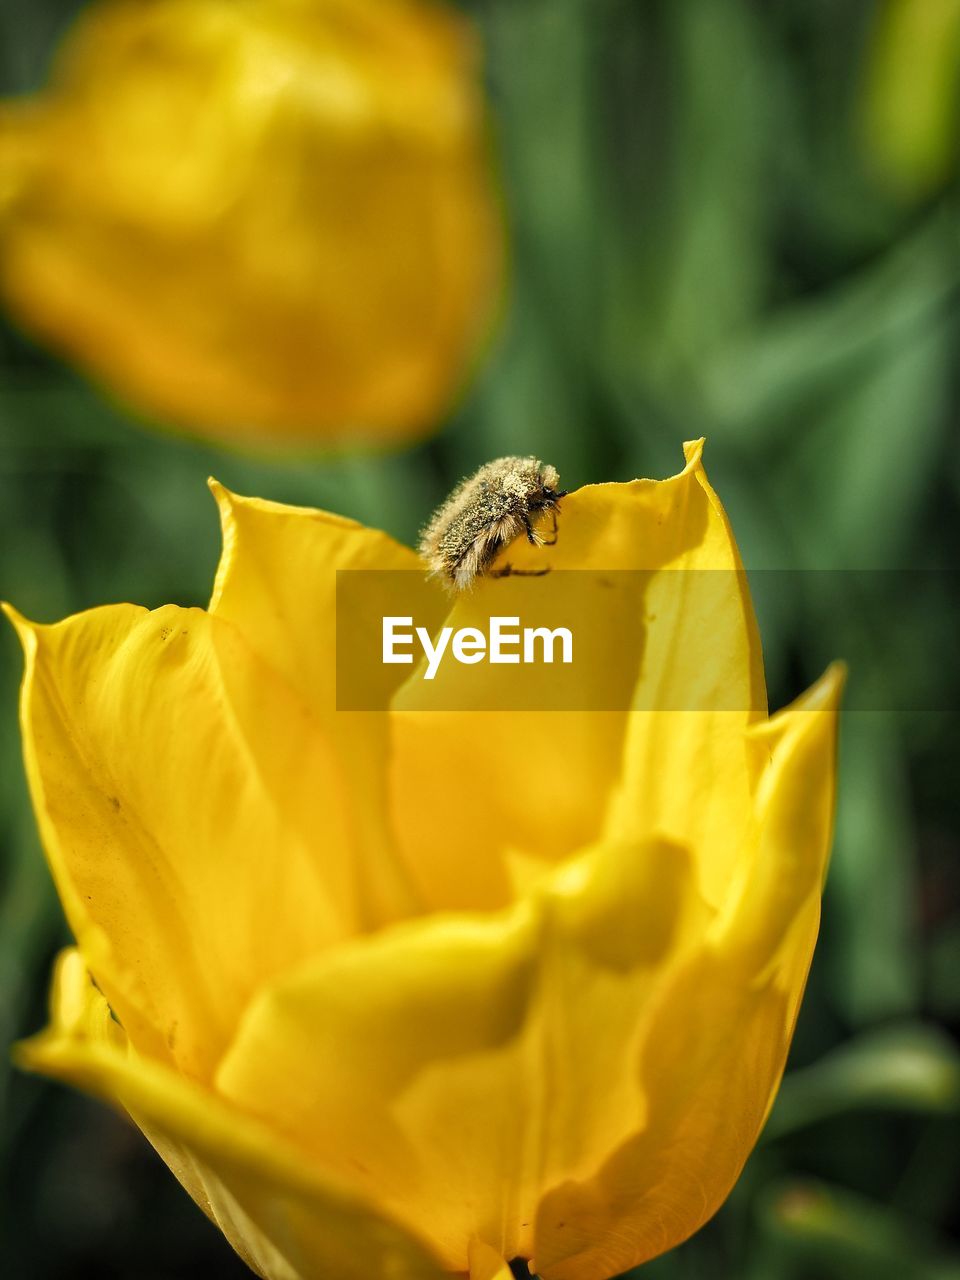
9, 446, 841, 1278
0, 0, 501, 443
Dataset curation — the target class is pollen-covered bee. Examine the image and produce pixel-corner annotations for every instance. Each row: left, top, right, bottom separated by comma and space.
419, 456, 565, 590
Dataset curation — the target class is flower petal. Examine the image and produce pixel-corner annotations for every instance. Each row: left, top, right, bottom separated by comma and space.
0, 0, 500, 441
388, 441, 766, 912
602, 440, 768, 910
17, 949, 446, 1280
214, 833, 706, 1271
5, 600, 357, 1079
531, 666, 843, 1280
208, 483, 424, 704
209, 483, 446, 926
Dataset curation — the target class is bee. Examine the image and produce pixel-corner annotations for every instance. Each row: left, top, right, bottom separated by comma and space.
419, 456, 565, 591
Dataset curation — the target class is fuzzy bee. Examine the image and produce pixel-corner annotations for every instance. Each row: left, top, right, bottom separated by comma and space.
419, 456, 565, 591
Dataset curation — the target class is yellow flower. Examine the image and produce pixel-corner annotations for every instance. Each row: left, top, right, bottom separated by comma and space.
0, 0, 499, 445
7, 442, 842, 1280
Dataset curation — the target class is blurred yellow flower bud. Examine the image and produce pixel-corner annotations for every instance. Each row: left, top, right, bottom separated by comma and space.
0, 0, 500, 444
8, 443, 842, 1279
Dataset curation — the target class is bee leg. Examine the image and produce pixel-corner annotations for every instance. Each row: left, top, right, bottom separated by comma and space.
490, 564, 551, 579
541, 507, 560, 546
525, 509, 559, 547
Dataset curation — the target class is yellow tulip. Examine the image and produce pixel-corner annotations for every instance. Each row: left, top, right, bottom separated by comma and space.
0, 0, 499, 444
7, 441, 842, 1279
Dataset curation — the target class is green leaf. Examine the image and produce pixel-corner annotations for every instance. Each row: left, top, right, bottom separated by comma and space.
758, 1179, 960, 1280
827, 713, 921, 1023
767, 1023, 960, 1141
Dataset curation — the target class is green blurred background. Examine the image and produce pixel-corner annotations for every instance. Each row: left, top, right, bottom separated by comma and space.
2, 0, 960, 1276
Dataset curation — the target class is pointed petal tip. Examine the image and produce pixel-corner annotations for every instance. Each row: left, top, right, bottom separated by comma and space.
747, 662, 846, 750
207, 476, 239, 512
10, 1038, 36, 1077
1, 600, 38, 651
666, 437, 707, 488
1, 599, 24, 628
208, 479, 268, 521
795, 661, 847, 713
10, 1029, 50, 1076
682, 436, 707, 467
